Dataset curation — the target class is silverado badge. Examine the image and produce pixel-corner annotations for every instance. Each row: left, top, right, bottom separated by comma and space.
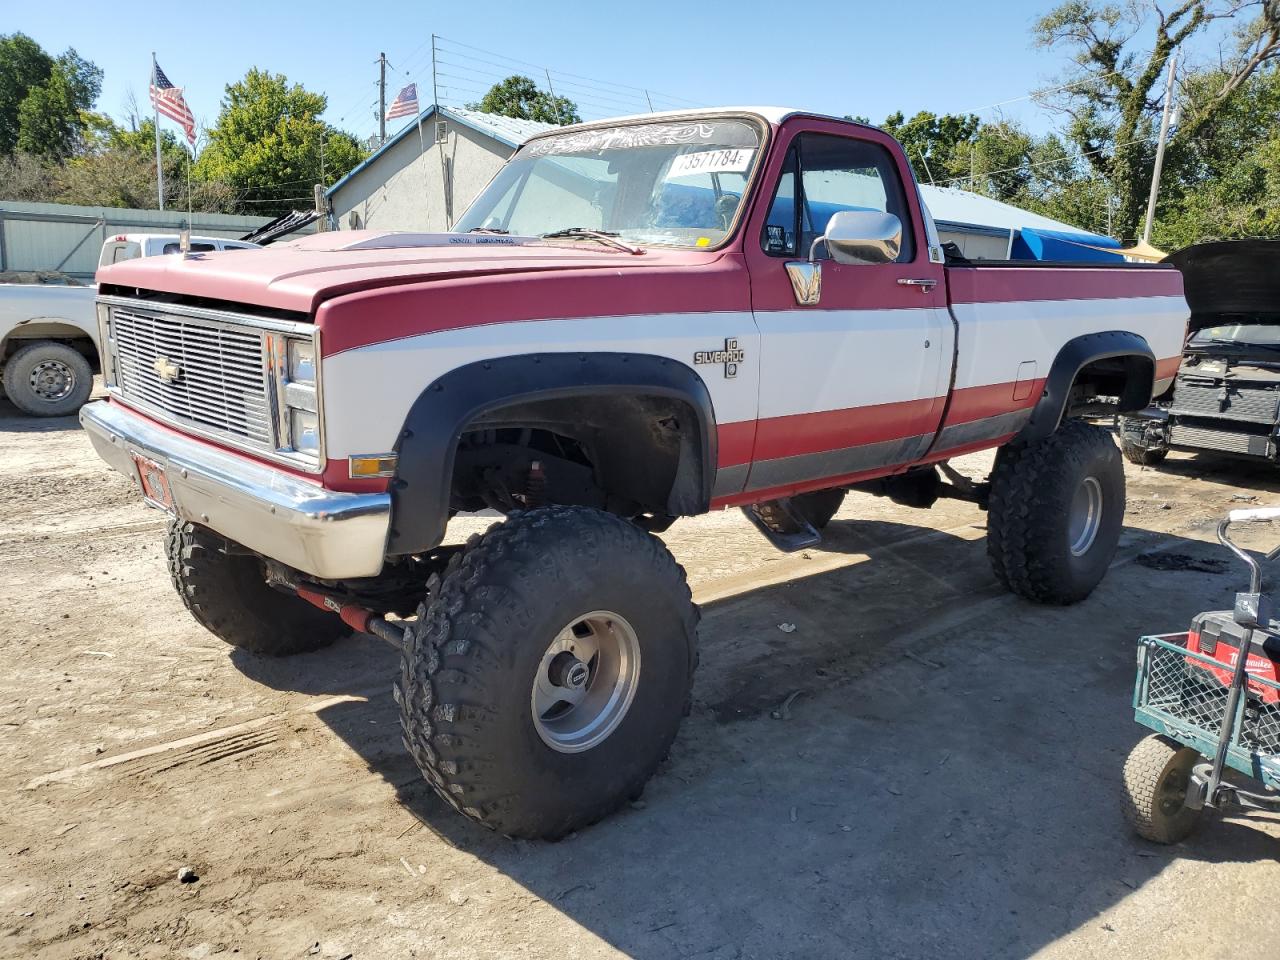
694, 338, 745, 379
153, 357, 183, 383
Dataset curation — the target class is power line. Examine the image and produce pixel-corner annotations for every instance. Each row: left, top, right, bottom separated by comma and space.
949, 131, 1160, 187
958, 70, 1126, 116
433, 35, 702, 107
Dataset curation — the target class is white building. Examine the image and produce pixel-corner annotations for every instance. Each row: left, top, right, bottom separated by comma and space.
326, 105, 556, 232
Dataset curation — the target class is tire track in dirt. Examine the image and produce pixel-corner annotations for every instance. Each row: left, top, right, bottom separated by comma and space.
20, 511, 1214, 792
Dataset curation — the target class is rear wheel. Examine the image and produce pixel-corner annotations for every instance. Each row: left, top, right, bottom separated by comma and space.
2, 340, 93, 416
987, 420, 1125, 604
165, 520, 347, 655
396, 506, 698, 839
1122, 734, 1203, 844
792, 488, 846, 530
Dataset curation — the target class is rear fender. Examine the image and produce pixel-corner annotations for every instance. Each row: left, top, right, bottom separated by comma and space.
1020, 331, 1155, 442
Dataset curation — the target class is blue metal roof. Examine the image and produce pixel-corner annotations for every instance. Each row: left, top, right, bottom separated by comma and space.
326, 105, 557, 198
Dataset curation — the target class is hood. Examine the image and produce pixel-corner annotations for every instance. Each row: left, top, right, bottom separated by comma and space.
1166, 240, 1280, 332
96, 230, 708, 315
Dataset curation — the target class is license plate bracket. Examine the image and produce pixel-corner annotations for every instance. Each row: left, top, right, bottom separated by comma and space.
132, 452, 176, 515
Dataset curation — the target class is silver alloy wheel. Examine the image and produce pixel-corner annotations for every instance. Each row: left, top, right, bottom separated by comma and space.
28, 359, 76, 402
1069, 475, 1103, 557
530, 610, 641, 754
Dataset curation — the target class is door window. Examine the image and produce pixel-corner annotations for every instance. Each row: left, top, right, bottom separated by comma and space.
761, 133, 914, 261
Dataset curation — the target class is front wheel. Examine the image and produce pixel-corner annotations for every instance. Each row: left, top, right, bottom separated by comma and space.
1120, 438, 1168, 466
1122, 734, 1203, 844
1118, 417, 1169, 466
396, 506, 699, 839
166, 521, 348, 655
987, 420, 1125, 604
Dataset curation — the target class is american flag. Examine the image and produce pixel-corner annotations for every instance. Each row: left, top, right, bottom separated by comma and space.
150, 60, 196, 146
386, 83, 419, 121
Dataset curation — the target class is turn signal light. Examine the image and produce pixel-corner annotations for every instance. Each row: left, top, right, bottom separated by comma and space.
349, 454, 397, 479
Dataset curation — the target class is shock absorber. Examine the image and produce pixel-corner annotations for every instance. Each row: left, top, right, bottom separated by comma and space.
524, 459, 547, 508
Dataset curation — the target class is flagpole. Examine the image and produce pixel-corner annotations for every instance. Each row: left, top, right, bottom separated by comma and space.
152, 53, 165, 211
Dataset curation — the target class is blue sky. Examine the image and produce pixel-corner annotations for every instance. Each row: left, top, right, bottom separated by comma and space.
6, 0, 1209, 147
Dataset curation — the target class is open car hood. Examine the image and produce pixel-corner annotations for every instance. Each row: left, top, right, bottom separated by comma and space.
1166, 239, 1280, 333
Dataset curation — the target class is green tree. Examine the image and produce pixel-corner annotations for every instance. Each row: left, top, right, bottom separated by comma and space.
469, 75, 579, 125
0, 33, 52, 154
0, 150, 57, 200
59, 116, 235, 212
1033, 0, 1280, 239
0, 34, 101, 157
196, 68, 366, 216
876, 110, 980, 184
1159, 64, 1280, 245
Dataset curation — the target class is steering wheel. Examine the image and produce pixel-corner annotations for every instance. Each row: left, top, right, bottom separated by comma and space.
714, 193, 740, 231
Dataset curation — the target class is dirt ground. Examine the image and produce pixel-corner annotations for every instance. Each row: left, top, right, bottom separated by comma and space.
2, 391, 1278, 960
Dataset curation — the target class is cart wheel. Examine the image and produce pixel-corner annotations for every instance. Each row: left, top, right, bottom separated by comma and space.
1122, 734, 1203, 844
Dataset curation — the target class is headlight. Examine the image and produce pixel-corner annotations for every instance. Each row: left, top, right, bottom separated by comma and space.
290, 409, 320, 454
288, 338, 316, 383
271, 332, 322, 464
97, 303, 118, 387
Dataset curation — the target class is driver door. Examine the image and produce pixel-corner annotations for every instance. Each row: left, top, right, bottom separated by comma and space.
741, 121, 952, 496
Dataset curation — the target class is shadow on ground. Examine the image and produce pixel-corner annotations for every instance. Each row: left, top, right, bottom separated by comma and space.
236, 516, 1280, 958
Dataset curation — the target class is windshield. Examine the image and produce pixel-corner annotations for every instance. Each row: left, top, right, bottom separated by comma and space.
454, 119, 764, 249
1190, 323, 1280, 348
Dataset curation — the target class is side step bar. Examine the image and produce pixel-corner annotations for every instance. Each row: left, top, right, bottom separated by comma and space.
741, 498, 822, 552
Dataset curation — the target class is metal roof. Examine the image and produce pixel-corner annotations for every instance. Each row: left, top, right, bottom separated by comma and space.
326, 104, 557, 198
920, 184, 1107, 240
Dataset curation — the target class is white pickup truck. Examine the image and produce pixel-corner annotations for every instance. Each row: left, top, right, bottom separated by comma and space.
0, 234, 259, 415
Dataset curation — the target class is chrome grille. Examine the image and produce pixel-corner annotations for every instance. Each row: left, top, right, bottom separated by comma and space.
1169, 424, 1273, 457
1171, 379, 1280, 424
109, 306, 273, 449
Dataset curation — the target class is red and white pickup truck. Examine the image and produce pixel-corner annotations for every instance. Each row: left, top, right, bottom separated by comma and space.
82, 108, 1188, 838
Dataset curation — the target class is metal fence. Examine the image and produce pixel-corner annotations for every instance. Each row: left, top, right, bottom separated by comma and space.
0, 201, 280, 280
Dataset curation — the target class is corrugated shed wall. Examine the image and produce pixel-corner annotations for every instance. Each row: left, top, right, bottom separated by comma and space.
0, 201, 279, 278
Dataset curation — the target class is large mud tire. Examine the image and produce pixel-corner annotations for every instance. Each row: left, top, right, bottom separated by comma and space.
165, 520, 347, 655
396, 506, 699, 840
1122, 734, 1202, 844
792, 488, 846, 530
987, 420, 1125, 604
3, 340, 93, 416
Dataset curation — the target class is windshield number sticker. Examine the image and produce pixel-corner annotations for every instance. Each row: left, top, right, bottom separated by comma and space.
667, 149, 754, 179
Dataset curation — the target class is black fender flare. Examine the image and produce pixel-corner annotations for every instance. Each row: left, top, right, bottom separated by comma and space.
386, 352, 718, 555
1019, 330, 1155, 442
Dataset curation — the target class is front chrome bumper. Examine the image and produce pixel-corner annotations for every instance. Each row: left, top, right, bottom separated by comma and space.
81, 400, 391, 579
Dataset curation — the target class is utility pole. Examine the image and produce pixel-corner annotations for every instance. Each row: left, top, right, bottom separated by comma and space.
378, 52, 387, 145
1142, 53, 1177, 245
313, 183, 331, 232
431, 35, 439, 110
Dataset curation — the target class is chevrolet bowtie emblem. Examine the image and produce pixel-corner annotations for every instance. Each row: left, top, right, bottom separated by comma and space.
153, 357, 182, 383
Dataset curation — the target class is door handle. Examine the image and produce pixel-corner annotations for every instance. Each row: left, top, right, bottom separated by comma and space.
897, 278, 938, 293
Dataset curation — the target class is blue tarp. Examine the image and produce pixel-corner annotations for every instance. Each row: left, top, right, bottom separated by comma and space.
1013, 228, 1123, 262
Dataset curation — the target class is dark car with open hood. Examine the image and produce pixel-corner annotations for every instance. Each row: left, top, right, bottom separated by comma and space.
1121, 240, 1280, 465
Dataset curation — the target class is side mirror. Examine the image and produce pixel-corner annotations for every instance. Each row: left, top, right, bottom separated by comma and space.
813, 210, 902, 265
